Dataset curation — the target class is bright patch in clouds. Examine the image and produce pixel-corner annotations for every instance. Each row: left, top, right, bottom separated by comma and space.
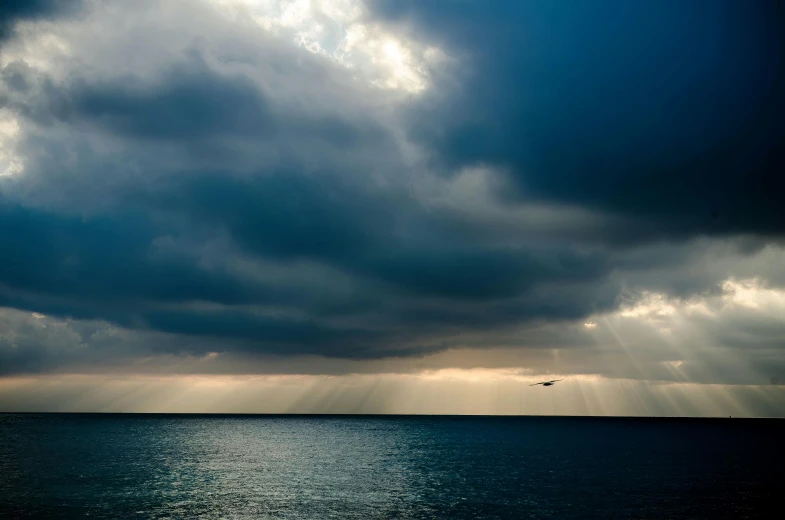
0, 24, 73, 75
210, 0, 447, 93
618, 292, 676, 320
613, 278, 785, 323
0, 110, 23, 177
721, 278, 785, 310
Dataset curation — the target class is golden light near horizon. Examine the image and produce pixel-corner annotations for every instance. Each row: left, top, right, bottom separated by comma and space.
0, 291, 783, 417
1, 372, 783, 417
2, 275, 783, 416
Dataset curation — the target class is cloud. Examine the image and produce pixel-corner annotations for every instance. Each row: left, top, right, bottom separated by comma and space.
0, 0, 83, 41
371, 0, 785, 239
0, 0, 783, 388
2, 276, 784, 387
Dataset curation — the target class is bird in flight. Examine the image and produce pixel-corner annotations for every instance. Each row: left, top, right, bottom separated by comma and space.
530, 379, 563, 387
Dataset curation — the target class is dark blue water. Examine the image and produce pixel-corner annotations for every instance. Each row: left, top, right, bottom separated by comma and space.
1, 414, 782, 519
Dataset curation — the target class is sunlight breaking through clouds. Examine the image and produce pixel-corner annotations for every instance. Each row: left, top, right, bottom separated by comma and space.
0, 0, 782, 417
1, 273, 784, 414
1, 373, 783, 417
209, 0, 447, 93
0, 21, 73, 74
576, 278, 785, 388
0, 110, 23, 177
609, 278, 785, 324
722, 278, 785, 310
2, 275, 784, 391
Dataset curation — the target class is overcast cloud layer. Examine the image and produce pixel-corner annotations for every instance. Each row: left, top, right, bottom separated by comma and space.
1, 0, 784, 395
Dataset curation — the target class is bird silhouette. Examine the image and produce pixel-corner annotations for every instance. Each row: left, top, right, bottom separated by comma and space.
530, 379, 562, 387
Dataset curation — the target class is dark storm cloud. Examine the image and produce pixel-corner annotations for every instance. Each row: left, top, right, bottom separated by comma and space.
3, 52, 383, 148
159, 170, 387, 263
0, 172, 618, 358
0, 0, 83, 41
1, 38, 618, 319
165, 169, 613, 300
137, 307, 390, 357
371, 0, 785, 239
70, 57, 276, 141
0, 0, 783, 378
0, 201, 271, 307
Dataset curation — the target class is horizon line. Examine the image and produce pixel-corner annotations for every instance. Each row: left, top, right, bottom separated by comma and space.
2, 412, 782, 420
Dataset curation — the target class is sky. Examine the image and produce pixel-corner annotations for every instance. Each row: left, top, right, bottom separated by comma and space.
0, 0, 784, 416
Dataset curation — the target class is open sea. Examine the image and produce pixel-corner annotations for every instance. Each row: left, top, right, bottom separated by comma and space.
0, 414, 782, 519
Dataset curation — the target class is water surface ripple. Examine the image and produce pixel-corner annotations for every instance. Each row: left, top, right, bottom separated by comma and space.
1, 414, 781, 519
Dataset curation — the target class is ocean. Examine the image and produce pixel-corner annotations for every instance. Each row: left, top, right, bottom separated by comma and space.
1, 414, 781, 519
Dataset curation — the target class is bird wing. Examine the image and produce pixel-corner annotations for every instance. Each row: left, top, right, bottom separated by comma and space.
530, 379, 563, 386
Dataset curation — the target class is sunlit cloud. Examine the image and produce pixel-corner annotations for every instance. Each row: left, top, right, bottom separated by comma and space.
0, 21, 73, 74
618, 292, 676, 320
209, 0, 447, 93
0, 109, 23, 177
611, 277, 785, 323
